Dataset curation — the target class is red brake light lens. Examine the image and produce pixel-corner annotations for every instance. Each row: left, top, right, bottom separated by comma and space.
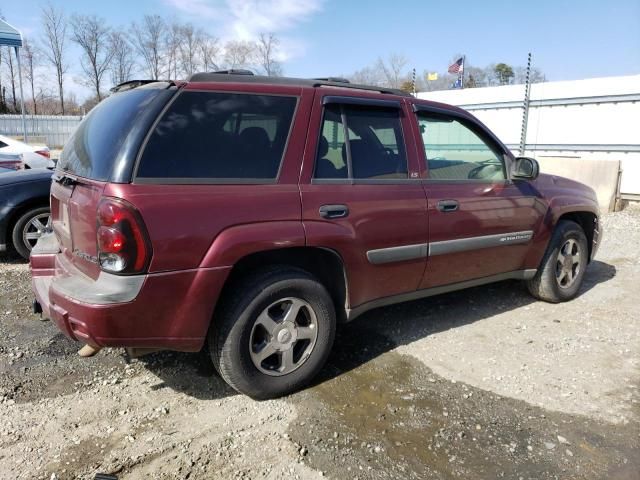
0, 160, 24, 170
96, 198, 151, 274
35, 150, 50, 159
97, 227, 126, 253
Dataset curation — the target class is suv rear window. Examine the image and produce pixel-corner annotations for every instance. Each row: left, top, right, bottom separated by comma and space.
136, 92, 297, 181
58, 85, 172, 181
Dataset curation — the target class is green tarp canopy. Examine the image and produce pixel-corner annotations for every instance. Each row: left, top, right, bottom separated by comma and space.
0, 18, 22, 47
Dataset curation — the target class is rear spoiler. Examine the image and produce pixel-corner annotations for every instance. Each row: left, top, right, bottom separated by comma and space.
110, 80, 175, 93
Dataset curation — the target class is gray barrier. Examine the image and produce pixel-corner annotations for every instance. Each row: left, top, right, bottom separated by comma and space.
0, 114, 82, 148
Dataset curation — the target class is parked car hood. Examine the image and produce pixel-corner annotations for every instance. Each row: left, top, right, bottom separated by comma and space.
0, 168, 53, 187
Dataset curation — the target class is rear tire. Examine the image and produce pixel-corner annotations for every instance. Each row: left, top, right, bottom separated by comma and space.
526, 220, 588, 303
209, 266, 336, 399
11, 206, 51, 260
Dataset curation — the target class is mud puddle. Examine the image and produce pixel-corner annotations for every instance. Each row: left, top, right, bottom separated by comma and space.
290, 331, 639, 479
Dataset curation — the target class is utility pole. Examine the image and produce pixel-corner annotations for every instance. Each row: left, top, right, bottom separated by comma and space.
411, 68, 416, 96
519, 52, 532, 156
461, 55, 466, 89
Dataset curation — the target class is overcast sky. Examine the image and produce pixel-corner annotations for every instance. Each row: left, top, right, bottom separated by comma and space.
3, 0, 639, 101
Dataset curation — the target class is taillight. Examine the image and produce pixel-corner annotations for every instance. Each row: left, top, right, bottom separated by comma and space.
0, 160, 24, 170
35, 150, 50, 159
96, 197, 152, 274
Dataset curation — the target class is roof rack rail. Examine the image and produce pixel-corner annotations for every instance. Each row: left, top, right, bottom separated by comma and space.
211, 69, 255, 75
314, 77, 350, 84
312, 79, 411, 97
110, 79, 170, 93
186, 72, 412, 97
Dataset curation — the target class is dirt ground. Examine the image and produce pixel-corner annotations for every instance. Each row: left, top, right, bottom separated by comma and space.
0, 207, 638, 480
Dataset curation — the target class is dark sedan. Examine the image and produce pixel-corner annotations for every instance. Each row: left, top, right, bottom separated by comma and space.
0, 167, 53, 259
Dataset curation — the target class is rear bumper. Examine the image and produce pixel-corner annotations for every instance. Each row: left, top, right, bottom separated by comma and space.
31, 234, 231, 351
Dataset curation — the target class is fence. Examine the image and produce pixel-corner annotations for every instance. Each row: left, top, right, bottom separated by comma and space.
0, 114, 83, 148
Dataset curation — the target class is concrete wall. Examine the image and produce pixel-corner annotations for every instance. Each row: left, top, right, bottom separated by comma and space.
418, 75, 640, 199
535, 157, 620, 212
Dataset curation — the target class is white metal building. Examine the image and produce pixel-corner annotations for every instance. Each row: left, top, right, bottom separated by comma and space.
418, 75, 640, 199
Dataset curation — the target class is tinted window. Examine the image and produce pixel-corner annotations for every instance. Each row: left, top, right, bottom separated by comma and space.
417, 113, 506, 181
315, 106, 348, 179
137, 92, 297, 180
0, 141, 8, 148
58, 86, 171, 180
315, 104, 407, 180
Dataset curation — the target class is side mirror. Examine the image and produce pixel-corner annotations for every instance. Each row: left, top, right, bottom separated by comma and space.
512, 157, 539, 180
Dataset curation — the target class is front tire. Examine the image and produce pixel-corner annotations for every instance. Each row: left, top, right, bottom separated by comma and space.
209, 266, 336, 399
526, 220, 588, 303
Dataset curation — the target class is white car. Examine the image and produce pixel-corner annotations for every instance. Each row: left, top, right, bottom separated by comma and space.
0, 134, 53, 169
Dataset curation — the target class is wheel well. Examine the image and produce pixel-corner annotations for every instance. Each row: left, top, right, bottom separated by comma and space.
225, 247, 349, 322
557, 211, 597, 261
6, 198, 50, 246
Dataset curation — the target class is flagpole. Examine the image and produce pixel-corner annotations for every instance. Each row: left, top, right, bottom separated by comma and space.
461, 55, 465, 89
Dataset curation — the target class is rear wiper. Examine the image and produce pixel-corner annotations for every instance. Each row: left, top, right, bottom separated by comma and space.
52, 172, 78, 187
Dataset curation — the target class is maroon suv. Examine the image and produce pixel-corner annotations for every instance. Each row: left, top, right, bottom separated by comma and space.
30, 72, 601, 399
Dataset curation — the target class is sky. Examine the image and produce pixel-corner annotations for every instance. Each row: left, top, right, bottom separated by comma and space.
2, 0, 639, 101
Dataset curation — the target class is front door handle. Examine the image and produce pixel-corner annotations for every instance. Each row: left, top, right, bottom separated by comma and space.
437, 199, 459, 212
319, 204, 349, 219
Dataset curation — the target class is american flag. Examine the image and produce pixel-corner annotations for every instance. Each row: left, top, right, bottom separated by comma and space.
448, 57, 464, 74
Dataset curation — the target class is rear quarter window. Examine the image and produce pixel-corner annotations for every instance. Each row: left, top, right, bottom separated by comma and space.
58, 86, 172, 181
136, 91, 297, 181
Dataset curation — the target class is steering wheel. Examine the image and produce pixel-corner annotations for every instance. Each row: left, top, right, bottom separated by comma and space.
468, 162, 502, 180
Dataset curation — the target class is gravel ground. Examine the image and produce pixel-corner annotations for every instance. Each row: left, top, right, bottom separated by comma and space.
0, 208, 638, 479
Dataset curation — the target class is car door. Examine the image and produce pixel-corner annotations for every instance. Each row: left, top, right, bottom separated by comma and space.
412, 104, 546, 289
300, 92, 429, 309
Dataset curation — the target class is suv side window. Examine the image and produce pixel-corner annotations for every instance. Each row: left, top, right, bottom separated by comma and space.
417, 112, 506, 181
137, 91, 297, 180
315, 104, 408, 180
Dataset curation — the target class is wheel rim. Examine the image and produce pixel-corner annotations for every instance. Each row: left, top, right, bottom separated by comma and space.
555, 238, 581, 289
22, 213, 51, 250
249, 297, 319, 377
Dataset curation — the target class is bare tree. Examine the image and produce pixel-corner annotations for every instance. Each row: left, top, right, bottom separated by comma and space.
199, 33, 220, 72
177, 23, 202, 77
349, 65, 385, 86
40, 4, 67, 114
131, 15, 166, 79
165, 22, 181, 79
256, 33, 282, 76
376, 53, 408, 89
109, 30, 136, 86
0, 10, 7, 113
223, 40, 255, 70
2, 47, 18, 111
71, 15, 114, 101
21, 39, 41, 114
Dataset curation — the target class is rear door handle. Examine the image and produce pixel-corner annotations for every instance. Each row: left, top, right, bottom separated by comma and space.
437, 200, 459, 212
319, 204, 349, 219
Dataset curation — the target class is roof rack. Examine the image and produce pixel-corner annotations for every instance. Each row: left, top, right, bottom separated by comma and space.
313, 77, 350, 84
210, 69, 255, 76
110, 79, 172, 93
187, 72, 412, 97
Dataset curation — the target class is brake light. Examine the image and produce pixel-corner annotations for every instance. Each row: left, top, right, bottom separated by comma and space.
35, 150, 50, 159
0, 160, 24, 170
96, 198, 152, 274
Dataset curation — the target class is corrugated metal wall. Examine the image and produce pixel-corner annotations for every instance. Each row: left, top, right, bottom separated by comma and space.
0, 114, 82, 148
418, 75, 640, 196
